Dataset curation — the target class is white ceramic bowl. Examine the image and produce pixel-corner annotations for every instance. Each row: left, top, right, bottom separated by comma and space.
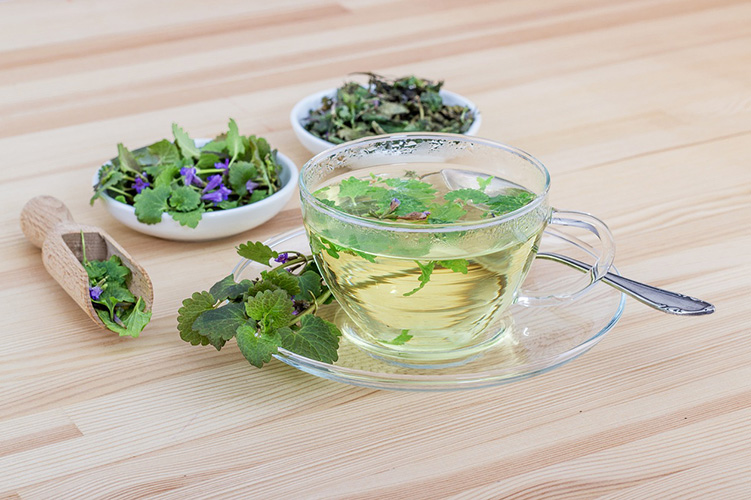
290, 88, 482, 155
93, 142, 298, 241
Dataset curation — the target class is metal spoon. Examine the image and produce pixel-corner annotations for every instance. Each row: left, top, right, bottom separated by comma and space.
536, 252, 715, 315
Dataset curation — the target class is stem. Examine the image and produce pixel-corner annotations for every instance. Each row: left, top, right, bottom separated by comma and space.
80, 231, 88, 265
196, 168, 225, 175
287, 290, 332, 326
107, 186, 133, 199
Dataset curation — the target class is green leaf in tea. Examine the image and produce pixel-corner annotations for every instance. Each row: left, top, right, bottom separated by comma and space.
383, 329, 413, 345
404, 261, 435, 296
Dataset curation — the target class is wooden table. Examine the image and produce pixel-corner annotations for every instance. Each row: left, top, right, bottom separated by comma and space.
2, 0, 749, 498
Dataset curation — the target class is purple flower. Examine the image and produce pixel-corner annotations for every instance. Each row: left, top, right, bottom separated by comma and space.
203, 174, 223, 193
390, 198, 401, 210
246, 180, 259, 194
89, 286, 103, 300
214, 158, 230, 171
201, 184, 231, 204
132, 177, 150, 194
274, 253, 289, 264
180, 167, 203, 187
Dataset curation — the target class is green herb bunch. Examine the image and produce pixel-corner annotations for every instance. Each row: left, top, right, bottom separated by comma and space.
91, 119, 283, 228
82, 232, 151, 337
303, 73, 476, 144
177, 241, 341, 368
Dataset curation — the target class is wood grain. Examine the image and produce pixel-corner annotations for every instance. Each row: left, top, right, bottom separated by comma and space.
1, 0, 749, 498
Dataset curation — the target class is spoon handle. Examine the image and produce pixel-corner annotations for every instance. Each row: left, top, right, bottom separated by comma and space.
20, 196, 76, 248
536, 252, 715, 315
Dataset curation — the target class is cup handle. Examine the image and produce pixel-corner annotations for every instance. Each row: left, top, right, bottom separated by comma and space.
516, 209, 616, 307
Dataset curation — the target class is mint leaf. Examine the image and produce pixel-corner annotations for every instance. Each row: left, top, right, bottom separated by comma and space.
404, 261, 435, 296
236, 323, 281, 368
172, 123, 200, 159
147, 139, 180, 166
279, 315, 340, 364
383, 329, 412, 345
228, 161, 258, 195
444, 188, 489, 204
236, 241, 278, 266
177, 291, 217, 348
247, 280, 281, 297
209, 274, 252, 301
439, 259, 469, 274
261, 270, 300, 297
169, 210, 203, 228
134, 185, 170, 224
226, 118, 245, 160
245, 289, 295, 333
169, 185, 201, 212
295, 270, 322, 301
192, 302, 248, 347
117, 143, 141, 174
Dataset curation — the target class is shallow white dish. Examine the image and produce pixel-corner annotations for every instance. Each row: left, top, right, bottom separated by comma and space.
290, 87, 482, 155
93, 140, 298, 241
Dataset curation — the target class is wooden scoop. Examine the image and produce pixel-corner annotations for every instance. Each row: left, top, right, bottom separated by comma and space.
20, 196, 154, 331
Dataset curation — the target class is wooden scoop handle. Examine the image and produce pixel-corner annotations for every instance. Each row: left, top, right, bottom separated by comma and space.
20, 196, 76, 248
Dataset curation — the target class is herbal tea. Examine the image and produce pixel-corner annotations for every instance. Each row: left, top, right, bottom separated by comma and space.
305, 163, 547, 360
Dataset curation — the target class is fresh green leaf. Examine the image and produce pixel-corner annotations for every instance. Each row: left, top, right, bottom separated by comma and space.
91, 166, 125, 204
169, 210, 203, 228
152, 165, 181, 188
279, 315, 340, 364
228, 161, 258, 195
96, 297, 151, 338
486, 190, 535, 215
172, 123, 200, 159
236, 241, 278, 266
444, 188, 489, 204
133, 185, 171, 224
404, 261, 435, 296
117, 143, 141, 174
192, 302, 249, 347
427, 201, 467, 224
209, 274, 253, 302
177, 291, 217, 348
295, 270, 322, 301
439, 259, 469, 274
245, 289, 295, 333
236, 323, 281, 368
195, 152, 221, 170
147, 139, 180, 166
337, 177, 372, 202
261, 270, 300, 297
169, 185, 201, 211
477, 176, 492, 191
226, 118, 245, 160
83, 255, 131, 283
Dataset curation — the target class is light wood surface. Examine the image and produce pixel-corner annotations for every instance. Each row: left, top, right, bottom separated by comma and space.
1, 0, 749, 498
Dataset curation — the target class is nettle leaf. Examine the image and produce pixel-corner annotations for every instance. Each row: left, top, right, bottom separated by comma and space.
236, 323, 282, 368
261, 270, 300, 297
246, 280, 281, 298
439, 259, 469, 274
147, 139, 180, 166
209, 274, 253, 302
172, 123, 200, 159
117, 143, 141, 174
444, 188, 489, 205
177, 291, 217, 348
226, 118, 245, 160
486, 190, 535, 215
169, 210, 203, 228
236, 241, 278, 266
192, 302, 249, 347
295, 270, 322, 301
279, 315, 340, 364
134, 185, 170, 224
337, 177, 372, 202
384, 177, 437, 203
245, 289, 295, 333
228, 161, 258, 195
169, 185, 201, 212
404, 261, 435, 296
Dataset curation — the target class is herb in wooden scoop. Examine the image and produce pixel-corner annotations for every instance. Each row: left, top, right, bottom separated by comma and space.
177, 241, 340, 368
303, 73, 476, 143
81, 232, 151, 337
91, 119, 283, 228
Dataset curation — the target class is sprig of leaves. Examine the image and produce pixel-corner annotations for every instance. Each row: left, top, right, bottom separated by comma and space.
81, 232, 151, 337
91, 119, 284, 228
303, 73, 476, 144
177, 242, 341, 368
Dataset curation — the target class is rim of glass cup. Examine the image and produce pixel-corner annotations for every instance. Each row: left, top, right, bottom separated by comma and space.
299, 132, 552, 233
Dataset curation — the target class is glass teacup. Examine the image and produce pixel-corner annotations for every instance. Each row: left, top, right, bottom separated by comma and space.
299, 133, 615, 365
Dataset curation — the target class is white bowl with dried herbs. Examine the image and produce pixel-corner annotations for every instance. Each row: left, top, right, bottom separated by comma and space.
290, 73, 482, 154
91, 120, 298, 241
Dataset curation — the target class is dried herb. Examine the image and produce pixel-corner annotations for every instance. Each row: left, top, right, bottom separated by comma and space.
303, 73, 475, 144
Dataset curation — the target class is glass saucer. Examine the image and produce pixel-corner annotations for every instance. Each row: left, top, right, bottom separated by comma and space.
233, 228, 626, 391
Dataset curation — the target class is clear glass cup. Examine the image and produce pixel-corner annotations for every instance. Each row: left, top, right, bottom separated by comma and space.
299, 133, 615, 366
